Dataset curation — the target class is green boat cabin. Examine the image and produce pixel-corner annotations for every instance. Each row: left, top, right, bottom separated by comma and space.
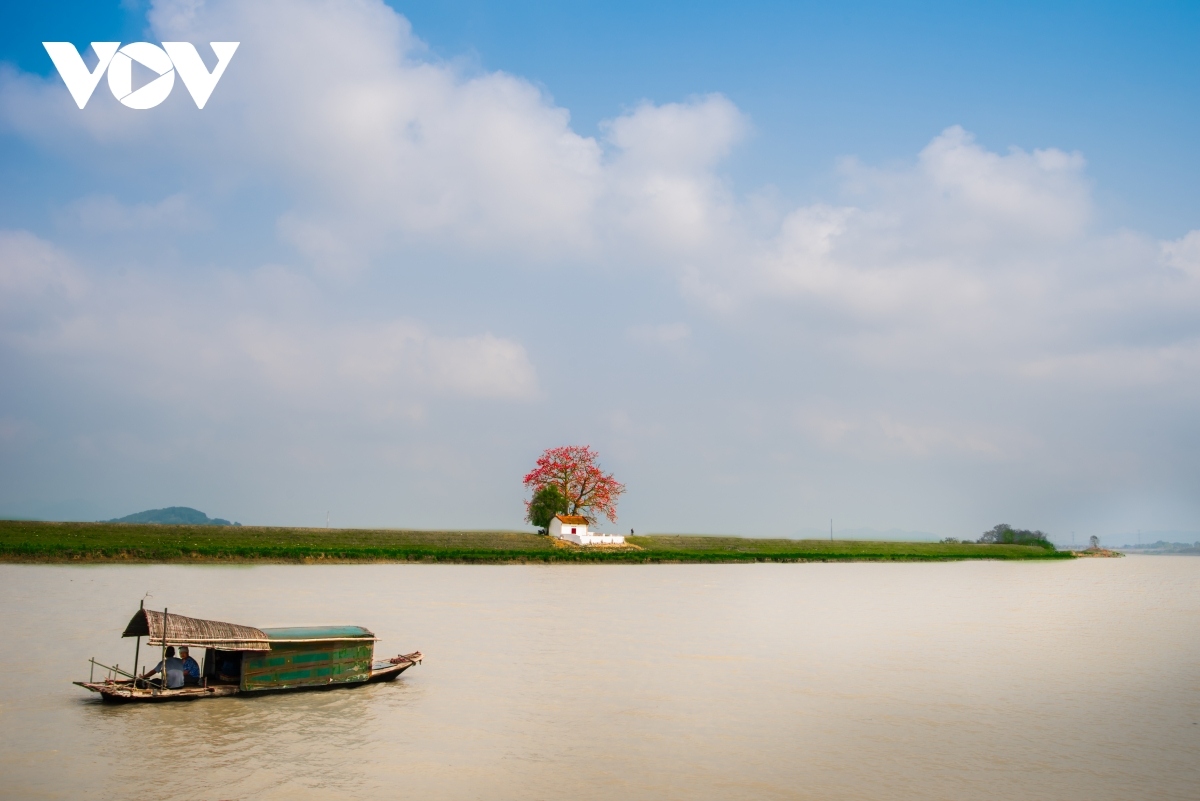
233, 626, 376, 691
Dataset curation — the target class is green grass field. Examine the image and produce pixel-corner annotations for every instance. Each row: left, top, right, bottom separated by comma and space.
0, 520, 1072, 562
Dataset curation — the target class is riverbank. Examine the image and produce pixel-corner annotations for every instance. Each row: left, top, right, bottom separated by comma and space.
1070, 547, 1125, 558
0, 520, 1072, 563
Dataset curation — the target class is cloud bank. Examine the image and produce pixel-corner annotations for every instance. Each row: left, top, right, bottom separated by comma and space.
0, 0, 1197, 534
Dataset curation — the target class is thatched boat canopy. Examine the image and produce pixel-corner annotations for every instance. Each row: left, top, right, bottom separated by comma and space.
123, 608, 271, 651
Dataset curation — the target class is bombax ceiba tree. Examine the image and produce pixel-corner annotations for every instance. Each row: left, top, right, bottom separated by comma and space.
523, 445, 625, 525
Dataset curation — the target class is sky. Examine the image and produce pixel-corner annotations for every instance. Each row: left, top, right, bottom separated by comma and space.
0, 0, 1198, 542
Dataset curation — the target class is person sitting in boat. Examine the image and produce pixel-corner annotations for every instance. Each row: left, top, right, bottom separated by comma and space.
140, 646, 185, 689
179, 646, 201, 686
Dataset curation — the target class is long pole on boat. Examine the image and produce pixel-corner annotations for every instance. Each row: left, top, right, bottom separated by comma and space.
159, 607, 168, 695
133, 599, 142, 691
90, 658, 138, 681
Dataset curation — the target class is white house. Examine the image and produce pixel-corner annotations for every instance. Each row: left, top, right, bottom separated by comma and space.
548, 513, 626, 546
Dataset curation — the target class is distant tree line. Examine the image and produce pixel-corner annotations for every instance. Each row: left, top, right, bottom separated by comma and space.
1122, 540, 1200, 554
942, 524, 1055, 550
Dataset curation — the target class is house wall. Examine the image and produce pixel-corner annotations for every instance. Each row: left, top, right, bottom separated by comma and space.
549, 517, 625, 545
575, 533, 626, 545
549, 518, 587, 539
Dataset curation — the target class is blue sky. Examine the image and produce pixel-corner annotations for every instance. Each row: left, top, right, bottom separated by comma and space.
1, 1, 1198, 541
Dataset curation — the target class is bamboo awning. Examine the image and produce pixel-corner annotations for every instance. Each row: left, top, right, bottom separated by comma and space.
122, 608, 271, 651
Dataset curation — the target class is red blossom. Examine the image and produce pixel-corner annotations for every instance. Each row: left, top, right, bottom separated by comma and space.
522, 445, 625, 524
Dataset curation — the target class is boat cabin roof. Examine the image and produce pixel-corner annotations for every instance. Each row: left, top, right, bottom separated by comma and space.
260, 626, 375, 642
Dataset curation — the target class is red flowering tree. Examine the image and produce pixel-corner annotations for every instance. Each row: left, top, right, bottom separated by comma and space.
523, 445, 625, 524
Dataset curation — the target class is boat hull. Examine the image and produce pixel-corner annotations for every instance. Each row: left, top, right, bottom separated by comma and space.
76, 652, 421, 702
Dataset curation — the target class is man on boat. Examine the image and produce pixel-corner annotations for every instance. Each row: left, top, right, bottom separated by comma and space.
179, 646, 201, 686
140, 646, 185, 689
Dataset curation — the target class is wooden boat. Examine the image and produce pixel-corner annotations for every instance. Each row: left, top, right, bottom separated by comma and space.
75, 605, 421, 702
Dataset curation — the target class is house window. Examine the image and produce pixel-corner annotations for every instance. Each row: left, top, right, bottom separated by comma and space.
571, 527, 577, 534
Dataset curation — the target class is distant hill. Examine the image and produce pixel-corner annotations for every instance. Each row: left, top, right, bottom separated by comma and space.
105, 507, 240, 526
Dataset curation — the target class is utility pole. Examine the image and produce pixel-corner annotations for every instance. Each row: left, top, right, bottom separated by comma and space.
830, 519, 833, 541
326, 511, 330, 529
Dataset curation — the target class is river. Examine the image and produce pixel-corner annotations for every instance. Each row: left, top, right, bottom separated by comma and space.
1, 557, 1197, 800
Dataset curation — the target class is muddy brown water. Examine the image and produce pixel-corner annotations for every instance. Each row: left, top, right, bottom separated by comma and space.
1, 558, 1197, 800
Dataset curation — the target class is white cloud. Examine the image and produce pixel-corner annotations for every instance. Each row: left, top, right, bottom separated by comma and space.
0, 232, 538, 415
155, 0, 606, 264
646, 124, 1200, 404
5, 0, 1195, 407
1163, 230, 1200, 279
1, 1, 755, 272
791, 407, 1029, 461
336, 323, 538, 401
0, 229, 86, 306
910, 125, 1090, 242
602, 95, 748, 258
708, 127, 1097, 315
62, 193, 206, 233
1016, 341, 1200, 390
604, 95, 746, 172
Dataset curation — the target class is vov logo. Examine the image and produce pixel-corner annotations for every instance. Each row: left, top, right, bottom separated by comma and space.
43, 42, 239, 110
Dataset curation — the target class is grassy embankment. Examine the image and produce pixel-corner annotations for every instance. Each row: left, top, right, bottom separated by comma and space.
0, 520, 1072, 563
